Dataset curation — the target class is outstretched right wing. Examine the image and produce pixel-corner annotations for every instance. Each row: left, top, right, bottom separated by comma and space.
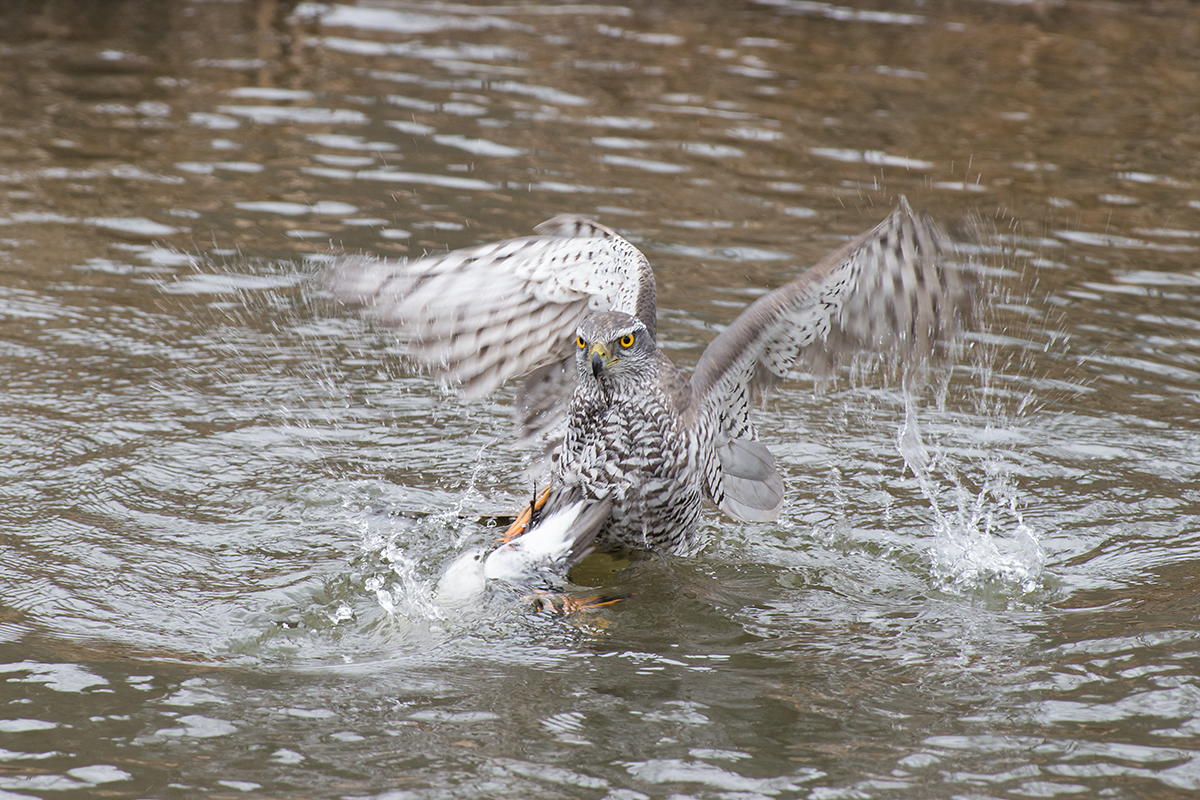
325, 215, 657, 402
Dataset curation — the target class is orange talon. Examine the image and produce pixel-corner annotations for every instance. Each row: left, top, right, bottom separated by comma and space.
500, 485, 552, 543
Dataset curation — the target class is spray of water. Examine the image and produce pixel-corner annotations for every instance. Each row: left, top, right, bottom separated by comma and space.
884, 208, 1082, 601
897, 392, 1044, 598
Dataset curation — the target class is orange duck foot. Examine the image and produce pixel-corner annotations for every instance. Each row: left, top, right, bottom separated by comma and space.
525, 591, 632, 616
500, 485, 552, 543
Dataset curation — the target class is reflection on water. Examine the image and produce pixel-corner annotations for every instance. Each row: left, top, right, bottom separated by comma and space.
3, 0, 1200, 797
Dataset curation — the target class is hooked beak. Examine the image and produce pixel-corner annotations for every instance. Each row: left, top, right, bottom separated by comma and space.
589, 343, 616, 378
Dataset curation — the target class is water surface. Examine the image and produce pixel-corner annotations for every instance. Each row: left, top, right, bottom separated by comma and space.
2, 1, 1200, 798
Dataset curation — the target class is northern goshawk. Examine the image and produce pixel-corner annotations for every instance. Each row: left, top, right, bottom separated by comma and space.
327, 199, 972, 556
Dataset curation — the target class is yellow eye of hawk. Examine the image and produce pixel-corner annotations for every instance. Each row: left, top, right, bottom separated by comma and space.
619, 333, 635, 348
577, 336, 586, 349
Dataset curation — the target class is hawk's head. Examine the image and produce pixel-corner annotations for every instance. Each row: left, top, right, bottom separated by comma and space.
574, 311, 655, 394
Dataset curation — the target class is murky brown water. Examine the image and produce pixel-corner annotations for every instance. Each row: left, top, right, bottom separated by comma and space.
3, 0, 1200, 797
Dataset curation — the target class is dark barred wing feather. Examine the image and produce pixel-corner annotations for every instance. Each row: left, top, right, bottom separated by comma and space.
690, 198, 973, 522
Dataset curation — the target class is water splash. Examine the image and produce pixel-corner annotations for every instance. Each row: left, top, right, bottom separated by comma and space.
897, 397, 1044, 598
357, 508, 518, 628
358, 513, 445, 625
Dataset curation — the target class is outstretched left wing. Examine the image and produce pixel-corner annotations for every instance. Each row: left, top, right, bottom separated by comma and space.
688, 198, 973, 522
